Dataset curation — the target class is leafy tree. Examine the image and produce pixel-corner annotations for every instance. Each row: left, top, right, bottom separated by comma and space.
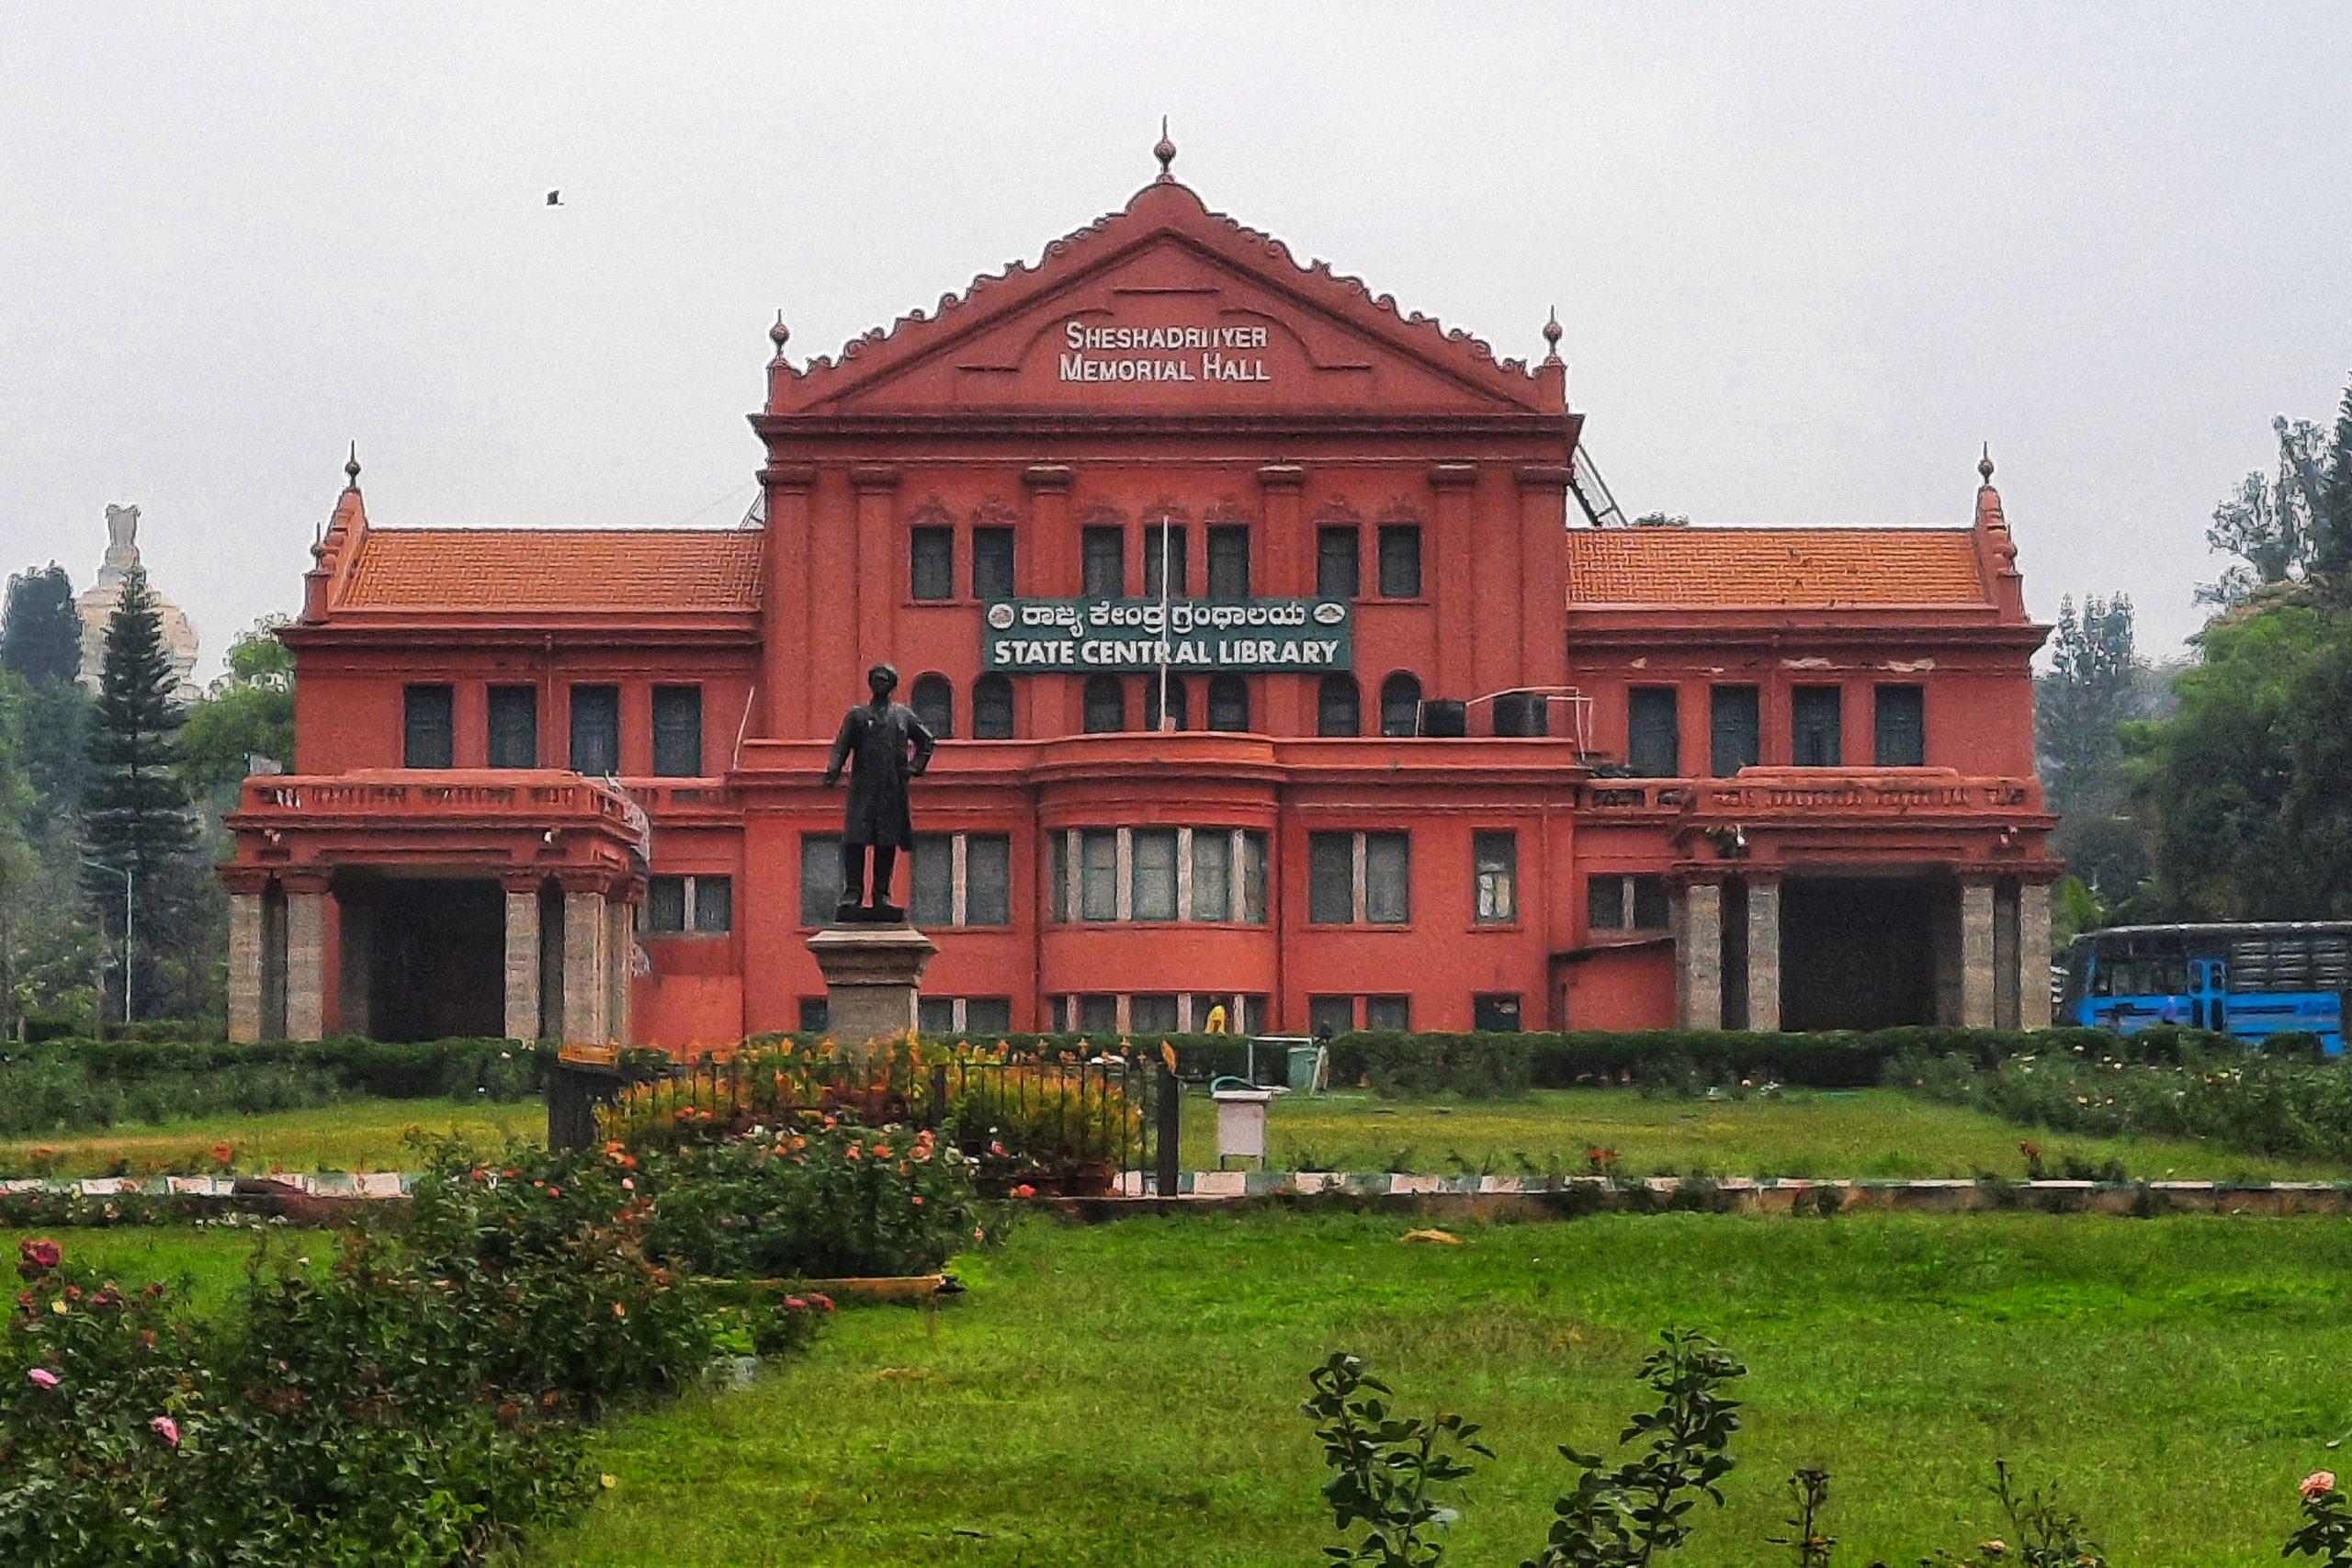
0, 675, 99, 1034
2317, 373, 2352, 578
2202, 416, 2334, 604
79, 567, 198, 1021
2035, 594, 2149, 900
1, 564, 83, 684
182, 618, 294, 802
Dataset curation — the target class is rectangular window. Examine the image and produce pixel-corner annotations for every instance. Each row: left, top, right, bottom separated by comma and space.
965, 997, 1012, 1035
1792, 685, 1843, 767
1082, 526, 1125, 597
1050, 830, 1069, 923
1588, 874, 1626, 931
1190, 829, 1231, 922
967, 835, 1012, 927
972, 526, 1016, 601
1080, 829, 1118, 922
1365, 995, 1411, 1031
644, 875, 687, 933
917, 998, 956, 1035
1131, 828, 1179, 921
1364, 832, 1411, 924
1309, 995, 1356, 1039
1709, 685, 1759, 776
910, 835, 954, 928
1627, 688, 1680, 777
1317, 525, 1361, 598
1241, 831, 1269, 924
487, 685, 537, 769
1632, 875, 1671, 931
569, 684, 620, 775
1077, 994, 1117, 1033
1130, 994, 1179, 1034
1143, 523, 1187, 597
651, 685, 703, 777
691, 875, 731, 933
1308, 833, 1354, 924
402, 684, 454, 769
1874, 684, 1926, 767
799, 834, 842, 928
1377, 525, 1422, 598
1474, 994, 1523, 1032
1207, 525, 1250, 598
799, 997, 829, 1033
910, 526, 955, 601
1474, 829, 1518, 924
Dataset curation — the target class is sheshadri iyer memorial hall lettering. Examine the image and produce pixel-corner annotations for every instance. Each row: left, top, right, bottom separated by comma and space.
220, 133, 2057, 1050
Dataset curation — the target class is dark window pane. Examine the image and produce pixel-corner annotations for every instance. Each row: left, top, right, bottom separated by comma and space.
799, 997, 830, 1032
1474, 829, 1517, 924
1080, 829, 1117, 922
569, 685, 620, 775
971, 674, 1014, 739
403, 684, 453, 769
910, 674, 954, 740
910, 835, 954, 927
1588, 874, 1626, 931
1082, 526, 1125, 597
1473, 994, 1523, 1032
693, 875, 731, 933
1241, 831, 1268, 924
799, 834, 842, 928
1377, 525, 1421, 598
1144, 676, 1188, 732
1710, 685, 1759, 776
487, 685, 537, 769
1632, 875, 1671, 931
1077, 994, 1117, 1033
1050, 830, 1069, 922
967, 835, 1011, 926
1143, 523, 1186, 597
1207, 525, 1250, 598
910, 526, 955, 601
1309, 995, 1356, 1039
651, 685, 702, 776
1308, 833, 1353, 924
1874, 684, 1926, 767
1083, 674, 1125, 733
1130, 994, 1179, 1034
1366, 995, 1411, 1031
1131, 829, 1179, 921
1317, 526, 1361, 599
1364, 832, 1410, 923
917, 998, 956, 1035
1317, 675, 1361, 737
1792, 685, 1843, 766
972, 527, 1015, 601
965, 997, 1012, 1035
1191, 829, 1231, 921
1627, 687, 1679, 777
1379, 673, 1421, 739
645, 875, 687, 932
1206, 674, 1250, 733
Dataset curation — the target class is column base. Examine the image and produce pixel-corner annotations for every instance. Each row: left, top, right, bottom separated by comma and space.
806, 924, 937, 1046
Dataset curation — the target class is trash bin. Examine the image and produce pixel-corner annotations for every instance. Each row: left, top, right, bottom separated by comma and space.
1287, 1043, 1325, 1094
1209, 1080, 1278, 1168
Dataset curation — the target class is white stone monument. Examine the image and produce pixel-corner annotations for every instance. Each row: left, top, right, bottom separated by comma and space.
76, 504, 201, 704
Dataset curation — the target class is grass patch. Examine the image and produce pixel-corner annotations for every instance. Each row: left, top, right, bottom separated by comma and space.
1178, 1086, 2352, 1180
536, 1209, 2352, 1566
0, 1226, 278, 1314
0, 1097, 545, 1178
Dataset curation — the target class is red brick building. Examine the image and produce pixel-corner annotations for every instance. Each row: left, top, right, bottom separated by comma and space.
221, 149, 2059, 1049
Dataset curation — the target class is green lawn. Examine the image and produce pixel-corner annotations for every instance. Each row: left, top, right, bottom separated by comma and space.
0, 1226, 278, 1314
0, 1096, 546, 1178
537, 1209, 2352, 1567
1177, 1086, 2352, 1181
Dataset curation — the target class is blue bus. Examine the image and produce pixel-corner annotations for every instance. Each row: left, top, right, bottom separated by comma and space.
2061, 921, 2349, 1053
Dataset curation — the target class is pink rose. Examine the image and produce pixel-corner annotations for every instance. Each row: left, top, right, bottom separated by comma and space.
784, 1295, 808, 1311
2304, 1471, 2337, 1501
149, 1415, 180, 1448
27, 1367, 59, 1390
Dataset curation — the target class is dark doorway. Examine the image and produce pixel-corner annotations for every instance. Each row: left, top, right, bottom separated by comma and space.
365, 879, 505, 1041
1781, 877, 1935, 1031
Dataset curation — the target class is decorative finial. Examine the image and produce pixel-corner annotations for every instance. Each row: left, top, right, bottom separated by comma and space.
344, 442, 361, 489
1542, 307, 1563, 363
1154, 117, 1177, 183
1978, 442, 1995, 484
769, 310, 790, 352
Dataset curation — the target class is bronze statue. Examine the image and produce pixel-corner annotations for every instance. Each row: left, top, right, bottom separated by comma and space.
822, 663, 935, 923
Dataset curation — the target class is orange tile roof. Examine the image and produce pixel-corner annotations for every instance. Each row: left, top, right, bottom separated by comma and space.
339, 529, 762, 613
1566, 527, 1988, 609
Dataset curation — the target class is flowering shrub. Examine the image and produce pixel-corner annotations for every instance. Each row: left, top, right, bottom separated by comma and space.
948, 1063, 1139, 1194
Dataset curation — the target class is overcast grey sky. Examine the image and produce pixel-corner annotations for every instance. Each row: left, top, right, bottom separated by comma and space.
5, 2, 2347, 678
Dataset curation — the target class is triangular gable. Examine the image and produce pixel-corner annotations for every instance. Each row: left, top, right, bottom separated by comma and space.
766, 180, 1561, 418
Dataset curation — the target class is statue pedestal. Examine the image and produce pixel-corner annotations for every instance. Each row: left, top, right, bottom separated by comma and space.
806, 924, 936, 1045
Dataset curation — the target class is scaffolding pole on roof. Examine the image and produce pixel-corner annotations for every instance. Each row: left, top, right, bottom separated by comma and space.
1569, 439, 1628, 528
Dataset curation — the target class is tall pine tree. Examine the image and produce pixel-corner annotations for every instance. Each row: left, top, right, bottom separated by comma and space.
2315, 371, 2352, 578
81, 567, 196, 1021
2035, 593, 2150, 900
1, 564, 84, 685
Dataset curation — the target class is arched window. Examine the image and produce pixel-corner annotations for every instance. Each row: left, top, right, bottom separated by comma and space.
1317, 674, 1361, 738
1206, 673, 1250, 733
910, 674, 954, 739
971, 673, 1014, 740
1144, 676, 1189, 732
1380, 672, 1422, 738
1082, 674, 1127, 734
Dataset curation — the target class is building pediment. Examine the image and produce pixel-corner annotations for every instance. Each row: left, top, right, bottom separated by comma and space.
764, 179, 1563, 421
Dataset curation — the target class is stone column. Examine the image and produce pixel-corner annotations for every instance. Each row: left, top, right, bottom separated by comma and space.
2018, 879, 2054, 1030
808, 925, 938, 1047
561, 880, 609, 1044
281, 874, 330, 1043
502, 874, 543, 1042
605, 893, 635, 1047
1676, 880, 1724, 1031
224, 873, 267, 1043
1959, 877, 1997, 1028
1746, 877, 1781, 1032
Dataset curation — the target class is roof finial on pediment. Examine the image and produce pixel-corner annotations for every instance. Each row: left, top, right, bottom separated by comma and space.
344, 441, 361, 491
1154, 117, 1177, 183
768, 310, 792, 369
1978, 441, 1995, 485
1542, 307, 1563, 366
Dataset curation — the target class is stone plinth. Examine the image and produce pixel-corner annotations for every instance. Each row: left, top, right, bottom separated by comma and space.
807, 925, 937, 1045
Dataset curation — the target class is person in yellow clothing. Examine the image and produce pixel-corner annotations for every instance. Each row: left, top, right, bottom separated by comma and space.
1204, 1003, 1227, 1034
